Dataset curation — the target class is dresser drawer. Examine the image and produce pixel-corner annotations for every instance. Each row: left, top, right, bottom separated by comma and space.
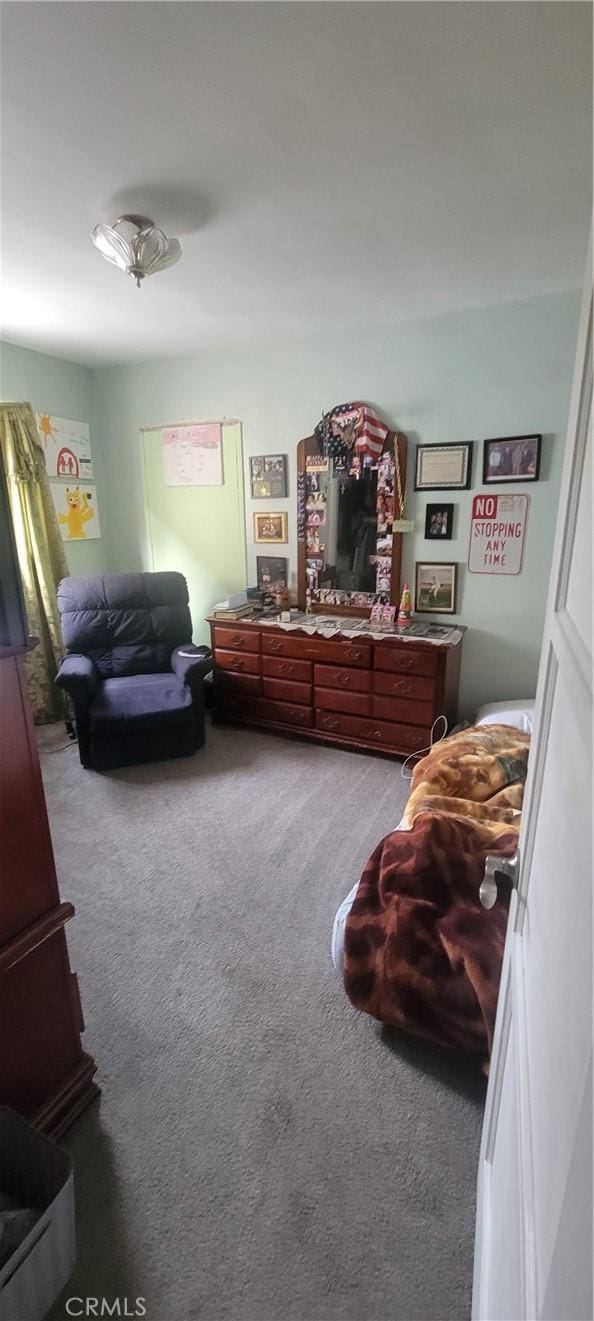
314, 663, 370, 693
374, 645, 439, 678
262, 632, 371, 667
262, 676, 312, 705
216, 671, 262, 696
371, 694, 434, 727
373, 671, 436, 701
245, 697, 313, 729
315, 709, 428, 751
263, 655, 312, 682
316, 687, 371, 717
214, 648, 261, 676
213, 625, 260, 653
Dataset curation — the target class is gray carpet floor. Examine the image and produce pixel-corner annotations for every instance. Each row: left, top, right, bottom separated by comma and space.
39, 719, 485, 1321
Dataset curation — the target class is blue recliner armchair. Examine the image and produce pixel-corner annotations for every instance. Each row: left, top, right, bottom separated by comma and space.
55, 572, 211, 770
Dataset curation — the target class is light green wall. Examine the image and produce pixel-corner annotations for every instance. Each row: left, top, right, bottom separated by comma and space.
92, 289, 579, 716
1, 291, 580, 716
0, 340, 111, 576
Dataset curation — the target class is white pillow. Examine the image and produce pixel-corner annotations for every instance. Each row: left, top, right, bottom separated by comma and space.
475, 700, 535, 734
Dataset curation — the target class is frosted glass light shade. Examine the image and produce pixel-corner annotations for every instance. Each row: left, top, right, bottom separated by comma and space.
91, 214, 182, 287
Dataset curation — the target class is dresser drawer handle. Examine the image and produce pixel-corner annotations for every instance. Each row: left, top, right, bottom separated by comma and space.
323, 716, 340, 730
345, 647, 363, 661
337, 674, 351, 687
368, 728, 384, 740
290, 709, 307, 723
398, 656, 415, 670
268, 639, 284, 653
278, 662, 295, 675
229, 633, 245, 647
392, 680, 413, 695
228, 657, 245, 671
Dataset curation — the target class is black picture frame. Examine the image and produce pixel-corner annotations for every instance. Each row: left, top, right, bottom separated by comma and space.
250, 453, 288, 499
256, 555, 288, 592
482, 434, 542, 484
414, 442, 473, 491
425, 503, 454, 540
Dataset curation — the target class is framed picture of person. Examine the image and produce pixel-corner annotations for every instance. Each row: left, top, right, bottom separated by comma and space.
250, 454, 288, 498
253, 511, 288, 544
415, 561, 458, 614
483, 434, 542, 484
424, 503, 454, 540
256, 556, 288, 593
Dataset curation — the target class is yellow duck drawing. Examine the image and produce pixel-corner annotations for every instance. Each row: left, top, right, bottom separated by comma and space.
59, 487, 94, 538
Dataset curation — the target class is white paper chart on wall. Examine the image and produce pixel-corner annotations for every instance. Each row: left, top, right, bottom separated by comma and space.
468, 492, 528, 574
162, 423, 223, 486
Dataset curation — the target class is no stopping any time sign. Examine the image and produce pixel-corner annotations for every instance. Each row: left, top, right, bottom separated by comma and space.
468, 493, 528, 574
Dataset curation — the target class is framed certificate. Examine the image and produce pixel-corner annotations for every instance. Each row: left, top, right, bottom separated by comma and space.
414, 443, 473, 491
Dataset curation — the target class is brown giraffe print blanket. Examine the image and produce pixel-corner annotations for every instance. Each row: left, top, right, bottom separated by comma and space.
343, 725, 530, 1061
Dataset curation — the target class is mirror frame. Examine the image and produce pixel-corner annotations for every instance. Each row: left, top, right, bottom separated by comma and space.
296, 429, 408, 616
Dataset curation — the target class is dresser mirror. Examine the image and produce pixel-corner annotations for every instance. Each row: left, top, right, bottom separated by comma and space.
296, 431, 407, 615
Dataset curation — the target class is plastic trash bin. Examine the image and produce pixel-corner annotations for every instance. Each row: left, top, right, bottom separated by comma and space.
0, 1107, 75, 1321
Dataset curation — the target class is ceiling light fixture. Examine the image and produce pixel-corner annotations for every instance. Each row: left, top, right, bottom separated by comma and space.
91, 214, 182, 288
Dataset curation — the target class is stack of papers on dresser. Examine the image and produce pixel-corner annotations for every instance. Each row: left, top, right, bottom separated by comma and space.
213, 588, 263, 620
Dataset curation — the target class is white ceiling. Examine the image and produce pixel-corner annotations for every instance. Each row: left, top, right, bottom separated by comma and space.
1, 2, 591, 367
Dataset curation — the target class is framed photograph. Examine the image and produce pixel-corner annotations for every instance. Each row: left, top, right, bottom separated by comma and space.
253, 511, 288, 544
425, 503, 454, 540
250, 453, 288, 498
415, 561, 458, 614
415, 443, 473, 491
483, 434, 541, 484
256, 555, 288, 593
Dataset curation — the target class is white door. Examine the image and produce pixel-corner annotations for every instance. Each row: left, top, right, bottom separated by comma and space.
142, 422, 247, 646
472, 256, 592, 1321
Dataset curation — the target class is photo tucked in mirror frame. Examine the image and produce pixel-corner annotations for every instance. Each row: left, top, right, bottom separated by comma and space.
297, 427, 407, 616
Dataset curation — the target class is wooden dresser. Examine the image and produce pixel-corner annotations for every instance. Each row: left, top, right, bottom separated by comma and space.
207, 616, 464, 758
0, 643, 98, 1135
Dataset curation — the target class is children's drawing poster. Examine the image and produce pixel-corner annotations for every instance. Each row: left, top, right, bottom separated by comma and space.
50, 484, 101, 540
162, 423, 223, 486
37, 414, 93, 480
468, 493, 528, 574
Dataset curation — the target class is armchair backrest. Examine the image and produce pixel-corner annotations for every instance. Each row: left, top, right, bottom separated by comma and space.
57, 572, 192, 678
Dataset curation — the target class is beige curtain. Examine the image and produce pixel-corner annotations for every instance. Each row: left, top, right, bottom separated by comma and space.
0, 402, 69, 724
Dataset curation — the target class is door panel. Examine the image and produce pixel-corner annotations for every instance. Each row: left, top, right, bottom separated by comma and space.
524, 663, 591, 1276
473, 257, 592, 1320
541, 1060, 593, 1321
565, 427, 592, 655
142, 423, 246, 645
484, 1012, 523, 1320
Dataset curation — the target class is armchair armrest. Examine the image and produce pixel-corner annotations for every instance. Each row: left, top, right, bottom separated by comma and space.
171, 644, 212, 696
55, 653, 97, 707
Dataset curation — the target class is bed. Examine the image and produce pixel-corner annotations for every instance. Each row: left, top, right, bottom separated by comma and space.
331, 702, 534, 1059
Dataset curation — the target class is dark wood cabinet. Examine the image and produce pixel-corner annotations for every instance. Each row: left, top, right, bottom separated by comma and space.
0, 644, 98, 1136
208, 617, 464, 759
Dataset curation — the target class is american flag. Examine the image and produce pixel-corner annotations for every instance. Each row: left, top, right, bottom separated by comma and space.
352, 404, 390, 459
317, 401, 390, 461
